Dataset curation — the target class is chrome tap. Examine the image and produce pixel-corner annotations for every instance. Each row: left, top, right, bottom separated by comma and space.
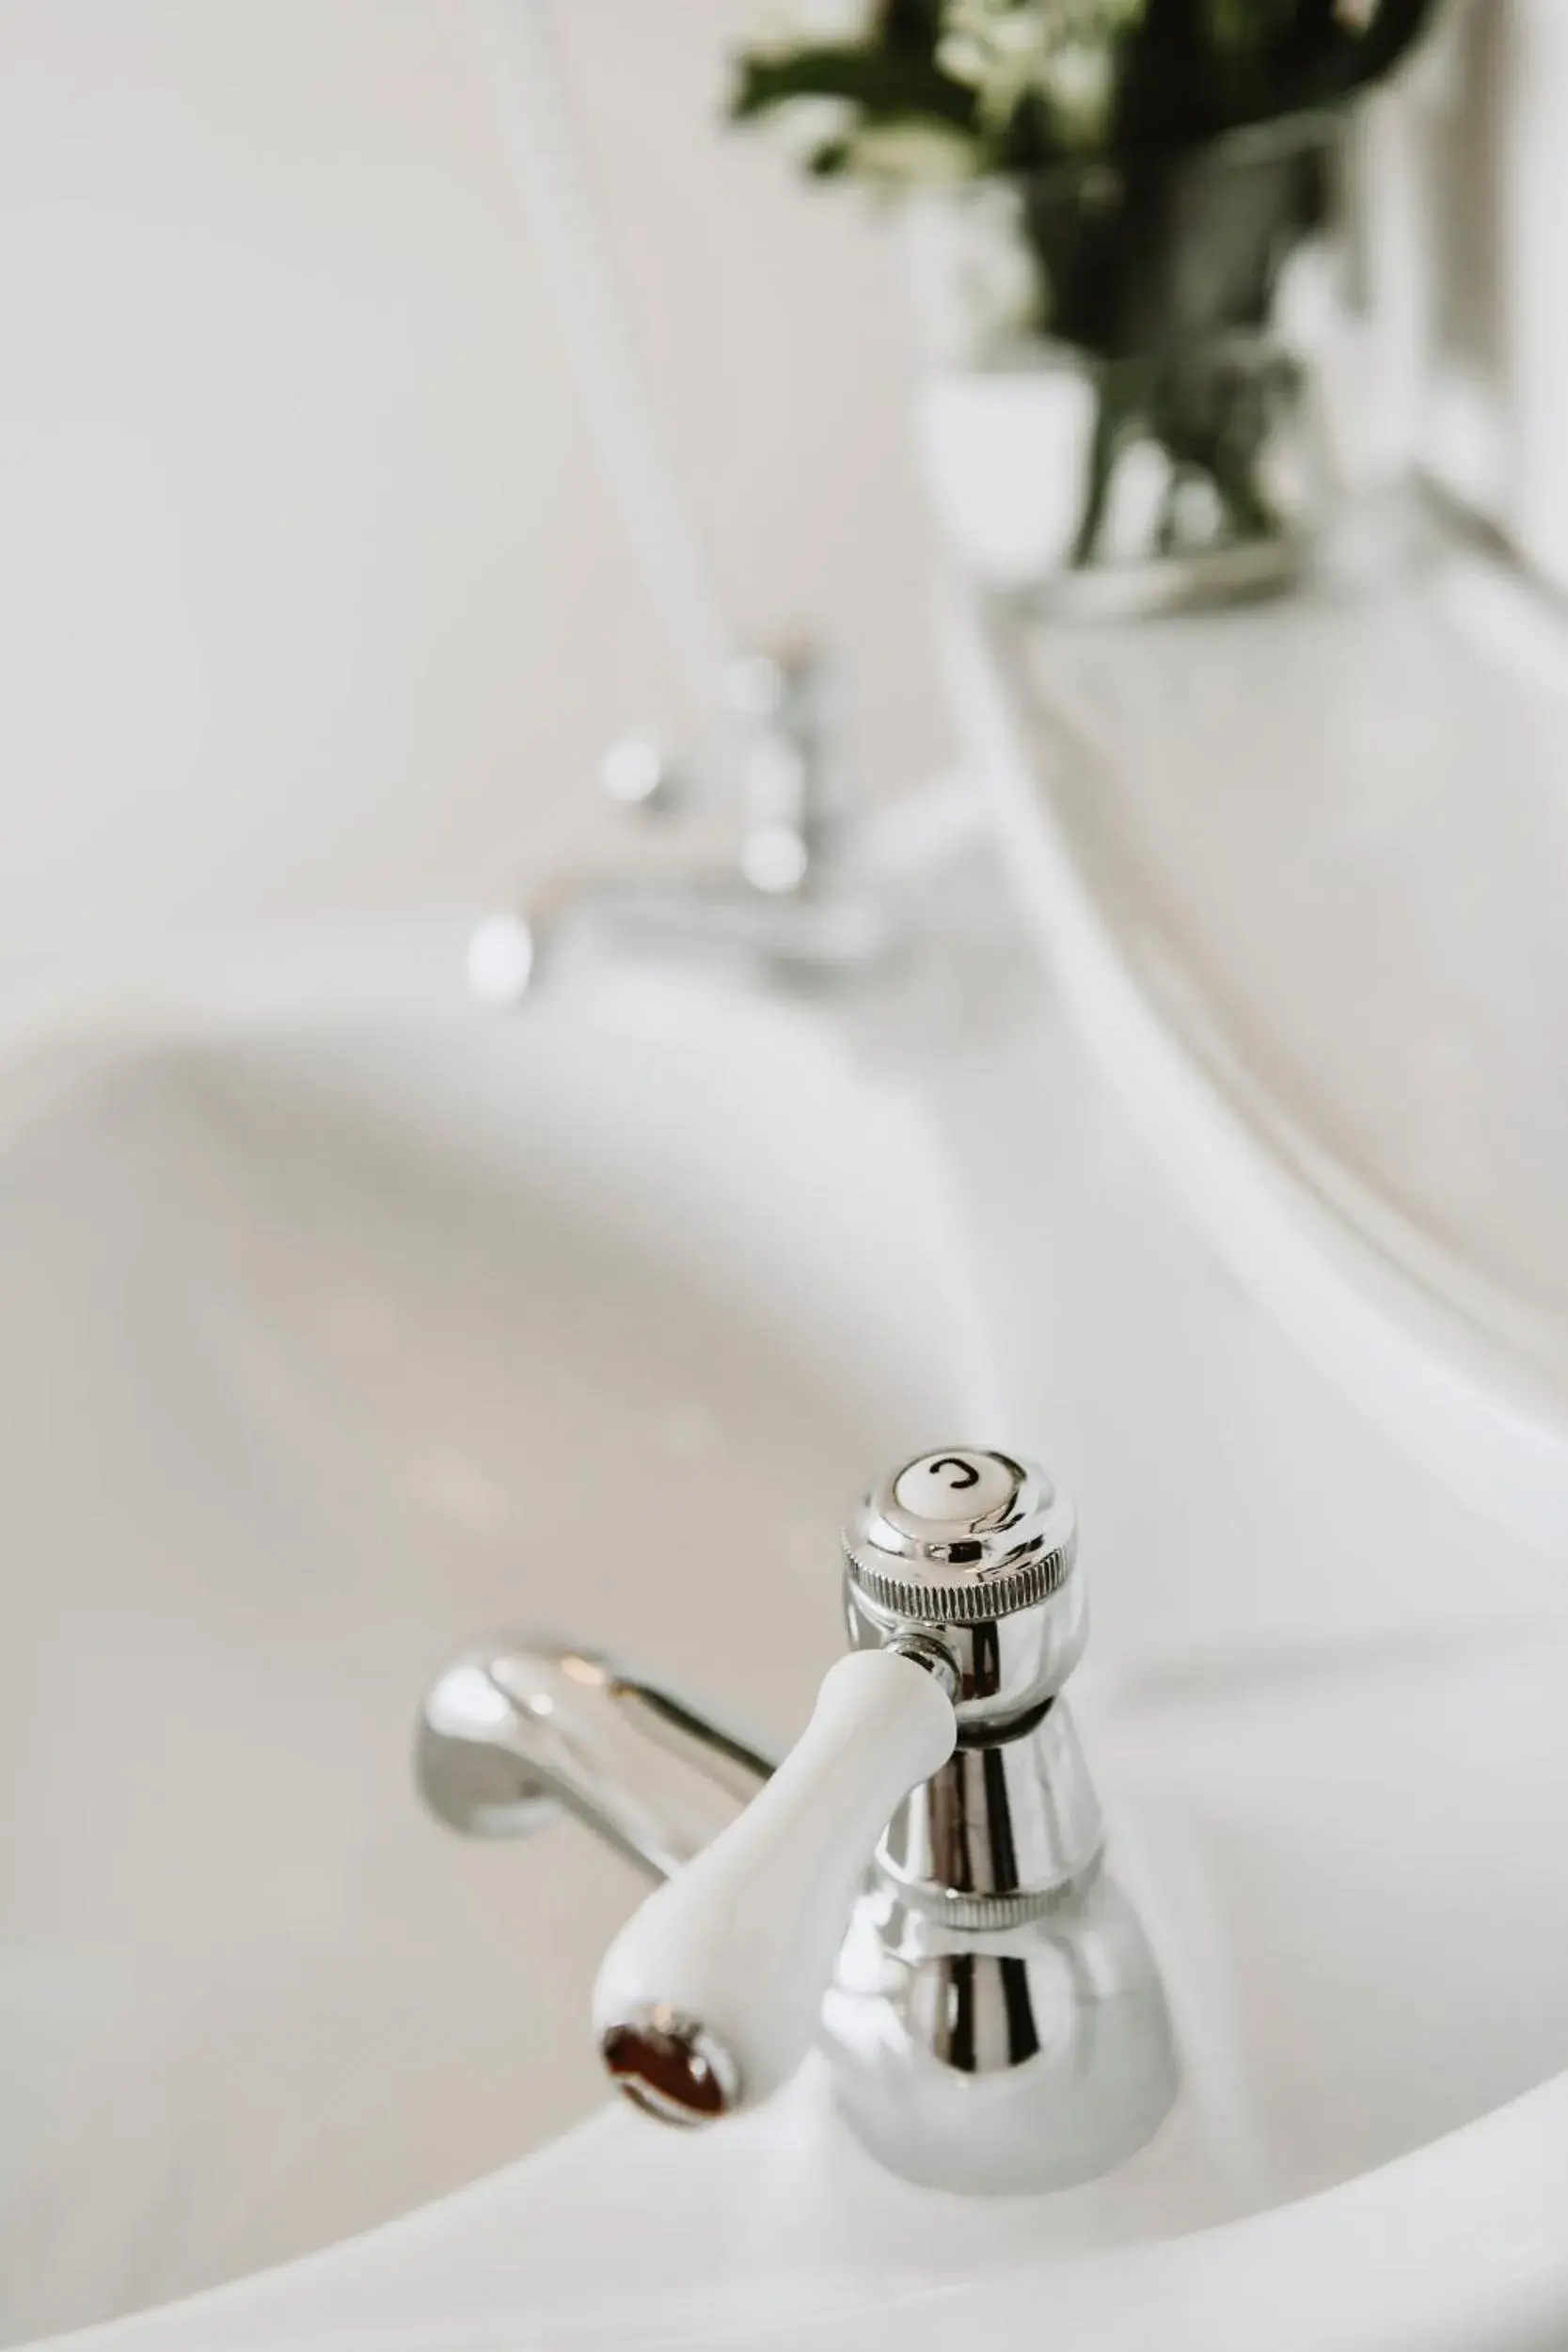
467, 644, 899, 1005
416, 1447, 1177, 2193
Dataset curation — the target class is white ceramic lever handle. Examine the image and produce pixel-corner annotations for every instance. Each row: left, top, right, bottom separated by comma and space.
592, 1648, 957, 2120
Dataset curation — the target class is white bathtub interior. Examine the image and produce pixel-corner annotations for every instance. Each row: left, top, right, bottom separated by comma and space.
5, 946, 1568, 2347
0, 990, 975, 2343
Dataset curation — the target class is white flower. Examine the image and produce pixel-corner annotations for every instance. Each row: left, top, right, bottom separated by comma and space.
744, 0, 879, 59
1039, 35, 1117, 144
846, 119, 982, 186
765, 94, 862, 167
939, 0, 1145, 142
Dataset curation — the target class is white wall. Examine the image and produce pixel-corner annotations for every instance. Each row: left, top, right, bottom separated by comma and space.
1492, 0, 1568, 593
0, 1, 945, 993
4, 0, 1560, 1001
1418, 0, 1568, 593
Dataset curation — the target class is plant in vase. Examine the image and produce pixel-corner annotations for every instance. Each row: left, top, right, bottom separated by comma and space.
730, 0, 1440, 602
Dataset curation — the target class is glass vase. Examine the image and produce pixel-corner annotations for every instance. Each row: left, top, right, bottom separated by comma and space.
903, 105, 1419, 616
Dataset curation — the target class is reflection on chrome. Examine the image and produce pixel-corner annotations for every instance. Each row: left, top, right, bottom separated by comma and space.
418, 1447, 1177, 2194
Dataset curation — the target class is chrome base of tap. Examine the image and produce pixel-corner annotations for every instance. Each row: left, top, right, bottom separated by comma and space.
823, 1869, 1179, 2195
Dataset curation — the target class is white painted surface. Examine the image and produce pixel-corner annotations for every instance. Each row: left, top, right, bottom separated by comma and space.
0, 1, 943, 998
1418, 0, 1568, 590
0, 0, 1561, 1009
1496, 0, 1568, 591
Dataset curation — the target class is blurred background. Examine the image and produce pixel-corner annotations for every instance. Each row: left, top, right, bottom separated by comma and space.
0, 0, 1556, 998
0, 0, 949, 997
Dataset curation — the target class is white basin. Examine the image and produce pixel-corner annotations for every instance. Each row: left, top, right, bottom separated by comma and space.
0, 928, 978, 2342
4, 908, 1568, 2351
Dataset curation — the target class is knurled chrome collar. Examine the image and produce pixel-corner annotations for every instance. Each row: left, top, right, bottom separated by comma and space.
843, 1448, 1076, 1629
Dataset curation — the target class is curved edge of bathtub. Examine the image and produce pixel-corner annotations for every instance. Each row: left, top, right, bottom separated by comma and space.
940, 573, 1568, 1568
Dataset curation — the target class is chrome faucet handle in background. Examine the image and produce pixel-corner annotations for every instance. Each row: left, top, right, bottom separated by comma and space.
467, 641, 896, 1005
600, 645, 844, 891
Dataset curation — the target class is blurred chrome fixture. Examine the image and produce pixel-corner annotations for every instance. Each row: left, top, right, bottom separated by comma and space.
467, 645, 900, 1003
418, 1447, 1177, 2194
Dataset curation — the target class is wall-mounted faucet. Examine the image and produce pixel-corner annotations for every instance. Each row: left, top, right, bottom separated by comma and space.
417, 1447, 1177, 2193
467, 644, 901, 1005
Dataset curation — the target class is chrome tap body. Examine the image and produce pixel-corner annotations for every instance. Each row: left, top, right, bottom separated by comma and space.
825, 1451, 1177, 2190
416, 1448, 1177, 2194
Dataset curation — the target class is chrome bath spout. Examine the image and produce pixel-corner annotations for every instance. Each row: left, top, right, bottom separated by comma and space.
416, 1635, 772, 1882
